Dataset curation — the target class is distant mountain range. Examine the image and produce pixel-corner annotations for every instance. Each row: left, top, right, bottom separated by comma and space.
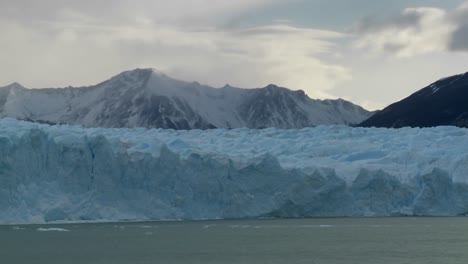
0, 68, 372, 129
361, 72, 468, 128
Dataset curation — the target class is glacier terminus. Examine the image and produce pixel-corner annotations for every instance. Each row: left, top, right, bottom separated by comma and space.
1, 118, 468, 224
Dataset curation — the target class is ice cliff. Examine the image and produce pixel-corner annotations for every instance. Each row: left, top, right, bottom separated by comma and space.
1, 118, 468, 224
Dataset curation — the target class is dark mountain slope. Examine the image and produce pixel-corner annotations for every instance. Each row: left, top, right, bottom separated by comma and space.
361, 72, 468, 128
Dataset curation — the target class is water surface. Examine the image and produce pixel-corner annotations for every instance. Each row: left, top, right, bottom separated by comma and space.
1, 218, 468, 264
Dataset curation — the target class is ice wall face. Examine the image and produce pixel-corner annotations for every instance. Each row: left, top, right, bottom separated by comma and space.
1, 118, 468, 224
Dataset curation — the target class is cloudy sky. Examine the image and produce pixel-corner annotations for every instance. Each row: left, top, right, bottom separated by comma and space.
1, 0, 468, 110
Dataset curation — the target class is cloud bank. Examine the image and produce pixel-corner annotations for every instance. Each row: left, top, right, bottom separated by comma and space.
354, 1, 468, 57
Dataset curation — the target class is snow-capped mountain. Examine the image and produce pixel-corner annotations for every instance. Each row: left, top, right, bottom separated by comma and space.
361, 72, 468, 128
0, 68, 372, 129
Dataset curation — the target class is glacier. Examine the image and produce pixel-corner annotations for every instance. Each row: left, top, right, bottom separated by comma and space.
1, 118, 468, 224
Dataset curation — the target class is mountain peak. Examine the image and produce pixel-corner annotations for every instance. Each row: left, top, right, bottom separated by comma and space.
113, 68, 168, 80
137, 67, 167, 76
265, 84, 280, 89
5, 82, 25, 89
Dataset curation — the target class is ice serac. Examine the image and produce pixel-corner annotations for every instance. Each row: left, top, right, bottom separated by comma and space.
0, 69, 372, 129
1, 118, 468, 224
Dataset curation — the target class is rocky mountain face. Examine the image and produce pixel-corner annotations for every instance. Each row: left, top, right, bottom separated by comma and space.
361, 72, 468, 128
0, 68, 372, 129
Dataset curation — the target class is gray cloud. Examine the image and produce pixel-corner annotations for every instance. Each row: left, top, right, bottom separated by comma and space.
353, 11, 423, 55
355, 7, 452, 57
449, 5, 468, 51
354, 11, 423, 34
450, 24, 468, 51
355, 1, 468, 55
0, 0, 282, 29
382, 42, 407, 53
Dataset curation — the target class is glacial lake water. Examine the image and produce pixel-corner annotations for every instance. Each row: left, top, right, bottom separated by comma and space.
1, 218, 468, 264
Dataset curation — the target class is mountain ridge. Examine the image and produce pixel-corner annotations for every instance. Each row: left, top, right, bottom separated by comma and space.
360, 71, 468, 128
0, 68, 373, 129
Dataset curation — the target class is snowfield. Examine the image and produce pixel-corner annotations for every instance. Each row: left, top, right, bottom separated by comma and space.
1, 118, 468, 224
